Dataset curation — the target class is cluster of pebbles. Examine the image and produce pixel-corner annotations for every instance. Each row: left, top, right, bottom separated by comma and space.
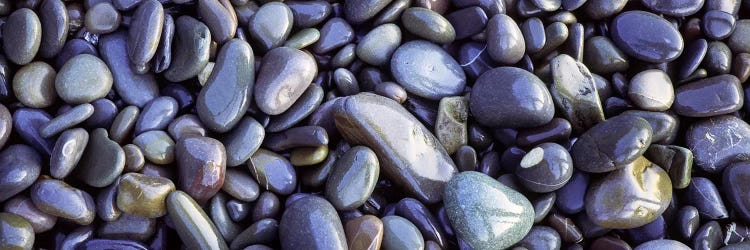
0, 0, 749, 249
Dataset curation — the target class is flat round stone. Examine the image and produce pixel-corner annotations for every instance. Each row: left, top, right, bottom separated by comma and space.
610, 11, 683, 63
13, 62, 57, 108
628, 69, 674, 111
325, 146, 379, 210
486, 14, 525, 64
571, 114, 652, 173
390, 40, 466, 100
279, 196, 347, 250
254, 47, 317, 115
470, 67, 554, 128
2, 8, 42, 65
356, 24, 401, 66
673, 74, 742, 117
55, 54, 113, 104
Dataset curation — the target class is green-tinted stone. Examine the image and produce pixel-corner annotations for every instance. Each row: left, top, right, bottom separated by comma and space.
196, 39, 254, 133
30, 179, 95, 225
123, 144, 145, 172
3, 196, 56, 234
55, 54, 113, 104
283, 28, 320, 49
435, 96, 468, 155
550, 54, 606, 133
325, 146, 379, 210
332, 43, 357, 68
356, 24, 401, 66
109, 105, 139, 144
290, 146, 329, 166
117, 173, 175, 218
381, 216, 423, 250
165, 16, 211, 82
334, 93, 457, 204
223, 117, 264, 167
12, 62, 57, 108
585, 157, 673, 229
401, 7, 455, 44
40, 103, 95, 138
390, 41, 466, 100
133, 130, 175, 165
2, 8, 42, 65
583, 36, 629, 75
75, 128, 125, 187
210, 193, 241, 242
248, 2, 293, 52
645, 144, 693, 189
167, 190, 229, 250
222, 168, 260, 203
444, 171, 534, 250
0, 213, 34, 250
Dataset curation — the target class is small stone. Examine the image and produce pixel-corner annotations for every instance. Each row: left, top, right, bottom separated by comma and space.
55, 54, 113, 104
117, 173, 175, 218
12, 62, 57, 108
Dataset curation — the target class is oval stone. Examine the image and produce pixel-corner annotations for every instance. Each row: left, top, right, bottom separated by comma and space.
381, 216, 424, 250
0, 145, 42, 202
133, 130, 175, 165
344, 0, 393, 24
38, 0, 69, 58
279, 196, 347, 250
401, 7, 455, 44
2, 8, 42, 65
13, 62, 57, 108
470, 67, 554, 128
673, 74, 743, 117
390, 40, 466, 100
30, 179, 95, 225
585, 157, 672, 229
486, 14, 525, 64
628, 69, 674, 111
164, 16, 211, 83
248, 149, 297, 196
610, 11, 683, 63
248, 2, 293, 52
55, 54, 113, 104
134, 96, 179, 135
0, 213, 34, 249
325, 146, 379, 210
127, 0, 163, 73
254, 47, 316, 115
641, 0, 704, 16
687, 115, 750, 173
3, 196, 56, 233
357, 24, 401, 66
49, 128, 89, 179
198, 0, 237, 44
196, 39, 254, 133
723, 162, 750, 223
117, 173, 175, 218
444, 171, 534, 250
222, 117, 264, 167
571, 114, 652, 173
334, 93, 457, 204
167, 190, 229, 250
99, 31, 159, 107
176, 136, 226, 204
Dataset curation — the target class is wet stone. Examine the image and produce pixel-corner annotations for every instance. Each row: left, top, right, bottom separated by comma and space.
435, 96, 468, 154
486, 14, 525, 64
401, 7, 455, 44
75, 128, 125, 187
570, 114, 652, 173
49, 128, 89, 179
549, 54, 605, 133
390, 40, 466, 100
12, 62, 57, 108
446, 6, 488, 40
127, 0, 163, 74
704, 41, 733, 75
55, 54, 113, 104
2, 8, 42, 65
254, 46, 316, 115
685, 177, 728, 220
248, 149, 296, 196
0, 145, 42, 202
30, 179, 95, 225
686, 115, 750, 173
314, 17, 353, 54
610, 11, 684, 63
85, 2, 121, 34
279, 196, 347, 250
0, 213, 35, 249
40, 103, 94, 138
628, 69, 674, 111
99, 31, 159, 107
674, 74, 743, 117
248, 2, 293, 52
516, 142, 573, 193
176, 136, 226, 204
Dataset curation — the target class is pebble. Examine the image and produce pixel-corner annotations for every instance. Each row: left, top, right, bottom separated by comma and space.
571, 114, 652, 173
134, 96, 178, 135
222, 117, 264, 167
30, 179, 95, 225
49, 128, 88, 179
290, 146, 328, 166
287, 1, 331, 28
394, 198, 449, 247
344, 0, 393, 23
470, 67, 554, 128
645, 144, 693, 189
723, 162, 750, 223
230, 218, 278, 249
314, 17, 354, 54
381, 215, 424, 250
728, 20, 750, 54
127, 0, 163, 73
97, 213, 156, 242
85, 98, 118, 128
13, 108, 55, 156
703, 10, 736, 40
676, 206, 700, 239
0, 213, 35, 249
610, 11, 684, 63
444, 171, 534, 250
210, 193, 241, 241
279, 196, 347, 250
55, 54, 113, 104
390, 40, 465, 100
99, 31, 159, 107
345, 215, 383, 250
167, 190, 228, 250
222, 168, 260, 203
521, 17, 546, 54
12, 62, 57, 108
248, 149, 297, 196
164, 16, 210, 82
583, 0, 627, 20
674, 74, 743, 117
704, 41, 733, 75
549, 54, 605, 133
38, 0, 68, 59
196, 39, 254, 133
516, 226, 562, 250
168, 114, 206, 141
39, 103, 94, 138
176, 136, 226, 204
198, 0, 237, 44
402, 7, 455, 44
267, 84, 324, 132
248, 2, 293, 52
2, 8, 41, 65
585, 157, 672, 229
516, 142, 573, 193
356, 24, 401, 66
435, 96, 468, 154
445, 6, 488, 40
3, 196, 56, 233
693, 220, 723, 250
109, 106, 139, 144
641, 0, 704, 16
686, 177, 728, 220
326, 146, 379, 210
85, 2, 121, 34
0, 145, 42, 203
334, 93, 457, 203
252, 191, 281, 223
486, 14, 525, 64
254, 46, 317, 115
284, 28, 320, 49
628, 70, 674, 111
75, 128, 125, 187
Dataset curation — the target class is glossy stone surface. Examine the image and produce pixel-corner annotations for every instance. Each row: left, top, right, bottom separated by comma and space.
723, 162, 750, 222
470, 67, 554, 128
344, 0, 393, 23
585, 157, 672, 229
549, 54, 605, 133
516, 142, 573, 193
176, 136, 226, 204
571, 114, 652, 173
196, 39, 254, 133
641, 0, 704, 16
254, 47, 316, 115
401, 7, 455, 44
3, 196, 56, 233
0, 145, 42, 202
198, 0, 237, 44
49, 128, 88, 179
127, 0, 163, 73
0, 213, 34, 250
279, 196, 347, 250
314, 18, 353, 54
686, 115, 750, 173
134, 96, 178, 135
222, 168, 260, 203
55, 54, 113, 104
116, 173, 175, 218
75, 128, 125, 187
248, 149, 296, 196
30, 179, 95, 225
164, 16, 210, 82
334, 93, 457, 204
167, 190, 228, 250
674, 74, 742, 117
133, 130, 175, 165
230, 218, 279, 249
628, 70, 674, 111
345, 215, 383, 250
381, 215, 424, 250
99, 31, 159, 107
486, 14, 525, 64
248, 2, 293, 52
2, 8, 41, 65
686, 177, 728, 220
357, 24, 401, 66
390, 40, 465, 100
444, 171, 534, 250
40, 103, 94, 138
13, 62, 57, 108
610, 11, 684, 63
